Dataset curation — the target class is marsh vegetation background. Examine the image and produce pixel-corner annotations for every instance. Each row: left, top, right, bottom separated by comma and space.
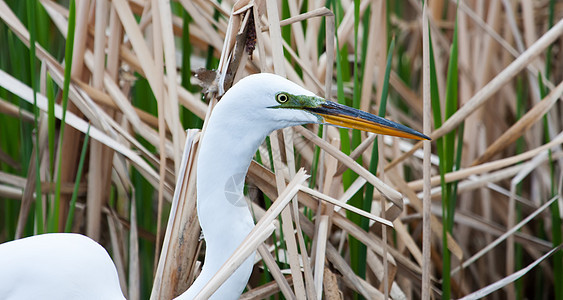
0, 0, 562, 299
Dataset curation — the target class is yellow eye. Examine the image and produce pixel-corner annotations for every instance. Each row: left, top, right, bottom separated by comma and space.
276, 93, 289, 103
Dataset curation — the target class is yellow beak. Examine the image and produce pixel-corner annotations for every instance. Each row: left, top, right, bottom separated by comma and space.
306, 101, 430, 141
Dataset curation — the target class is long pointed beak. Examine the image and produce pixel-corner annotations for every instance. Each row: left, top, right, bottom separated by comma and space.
306, 101, 430, 141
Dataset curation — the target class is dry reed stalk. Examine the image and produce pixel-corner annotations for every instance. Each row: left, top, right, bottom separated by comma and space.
270, 132, 307, 299
107, 211, 128, 297
421, 3, 432, 299
157, 0, 183, 175
240, 273, 294, 300
0, 98, 34, 122
256, 243, 296, 299
149, 0, 167, 272
129, 186, 140, 300
150, 130, 201, 299
313, 138, 339, 298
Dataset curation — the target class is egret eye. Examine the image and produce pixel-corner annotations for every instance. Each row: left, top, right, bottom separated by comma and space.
276, 93, 289, 103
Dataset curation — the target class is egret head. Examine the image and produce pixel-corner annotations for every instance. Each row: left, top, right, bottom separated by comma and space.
218, 73, 430, 140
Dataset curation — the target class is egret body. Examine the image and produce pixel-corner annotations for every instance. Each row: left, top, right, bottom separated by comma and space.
0, 73, 428, 300
0, 233, 125, 299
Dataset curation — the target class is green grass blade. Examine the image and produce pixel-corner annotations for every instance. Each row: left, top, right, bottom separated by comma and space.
46, 72, 55, 175
350, 0, 362, 176
441, 7, 460, 298
426, 17, 450, 268
377, 38, 395, 118
363, 37, 395, 254
443, 20, 458, 177
130, 75, 159, 299
308, 125, 324, 189
448, 122, 464, 228
514, 75, 525, 300
27, 0, 44, 234
427, 4, 461, 297
281, 1, 292, 64
538, 73, 562, 300
545, 0, 555, 79
205, 0, 222, 70
53, 0, 76, 233
332, 1, 365, 291
180, 10, 202, 129
352, 0, 360, 110
64, 125, 90, 232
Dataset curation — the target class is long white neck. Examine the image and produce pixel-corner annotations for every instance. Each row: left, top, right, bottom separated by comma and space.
177, 107, 271, 300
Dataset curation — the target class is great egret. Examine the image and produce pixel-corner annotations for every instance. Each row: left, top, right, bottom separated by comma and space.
179, 73, 428, 299
0, 73, 428, 300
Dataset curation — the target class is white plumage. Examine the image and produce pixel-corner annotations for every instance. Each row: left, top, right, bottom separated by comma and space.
0, 233, 125, 300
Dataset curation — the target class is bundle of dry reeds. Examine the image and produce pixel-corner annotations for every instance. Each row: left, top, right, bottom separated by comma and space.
0, 0, 562, 299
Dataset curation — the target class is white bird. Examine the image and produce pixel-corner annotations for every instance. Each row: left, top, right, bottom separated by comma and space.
0, 73, 428, 300
0, 233, 125, 299
178, 73, 428, 299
